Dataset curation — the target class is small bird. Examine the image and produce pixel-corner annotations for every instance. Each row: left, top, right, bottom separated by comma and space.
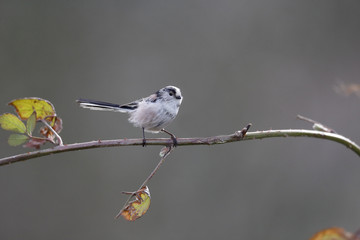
76, 86, 183, 146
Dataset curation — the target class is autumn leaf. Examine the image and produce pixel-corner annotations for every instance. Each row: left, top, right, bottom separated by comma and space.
118, 186, 151, 221
46, 116, 62, 133
23, 138, 47, 149
310, 227, 360, 240
40, 116, 63, 140
9, 98, 56, 120
0, 113, 27, 133
1, 98, 64, 148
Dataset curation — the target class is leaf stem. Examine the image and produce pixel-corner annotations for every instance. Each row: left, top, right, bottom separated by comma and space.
114, 146, 174, 219
41, 119, 63, 146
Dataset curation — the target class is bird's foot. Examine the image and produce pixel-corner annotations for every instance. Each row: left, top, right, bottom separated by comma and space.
142, 138, 147, 147
161, 129, 178, 147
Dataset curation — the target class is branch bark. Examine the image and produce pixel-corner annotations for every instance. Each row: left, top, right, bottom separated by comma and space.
0, 128, 359, 166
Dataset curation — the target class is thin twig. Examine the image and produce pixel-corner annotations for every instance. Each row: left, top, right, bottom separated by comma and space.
114, 146, 174, 219
296, 115, 319, 125
0, 126, 359, 166
297, 115, 336, 133
140, 146, 174, 188
41, 119, 64, 146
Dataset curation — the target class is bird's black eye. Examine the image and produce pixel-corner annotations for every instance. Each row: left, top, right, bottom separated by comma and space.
169, 92, 173, 96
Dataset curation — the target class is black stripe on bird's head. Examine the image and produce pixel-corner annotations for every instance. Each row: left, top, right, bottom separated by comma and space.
154, 86, 182, 102
164, 86, 182, 100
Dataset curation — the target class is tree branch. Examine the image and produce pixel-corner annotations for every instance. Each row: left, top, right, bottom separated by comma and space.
0, 127, 359, 166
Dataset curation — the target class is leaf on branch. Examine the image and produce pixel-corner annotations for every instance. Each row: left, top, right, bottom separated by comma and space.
119, 186, 151, 221
8, 134, 29, 146
40, 116, 63, 140
48, 116, 62, 133
1, 98, 63, 148
310, 227, 360, 240
0, 113, 27, 133
26, 111, 36, 135
9, 98, 56, 120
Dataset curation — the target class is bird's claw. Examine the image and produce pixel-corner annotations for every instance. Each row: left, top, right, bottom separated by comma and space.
171, 136, 178, 147
142, 138, 146, 147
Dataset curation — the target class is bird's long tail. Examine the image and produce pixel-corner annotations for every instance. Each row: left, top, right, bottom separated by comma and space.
76, 99, 137, 113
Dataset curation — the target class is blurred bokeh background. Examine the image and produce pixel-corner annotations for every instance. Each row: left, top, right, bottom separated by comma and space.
1, 1, 360, 239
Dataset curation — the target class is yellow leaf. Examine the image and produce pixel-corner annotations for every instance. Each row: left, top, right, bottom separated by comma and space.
9, 98, 55, 120
0, 113, 26, 133
120, 186, 151, 221
310, 227, 359, 240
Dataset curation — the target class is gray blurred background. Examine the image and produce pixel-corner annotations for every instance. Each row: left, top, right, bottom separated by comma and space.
1, 1, 360, 239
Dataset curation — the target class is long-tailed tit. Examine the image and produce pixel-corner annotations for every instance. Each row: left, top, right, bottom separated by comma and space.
77, 86, 183, 146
